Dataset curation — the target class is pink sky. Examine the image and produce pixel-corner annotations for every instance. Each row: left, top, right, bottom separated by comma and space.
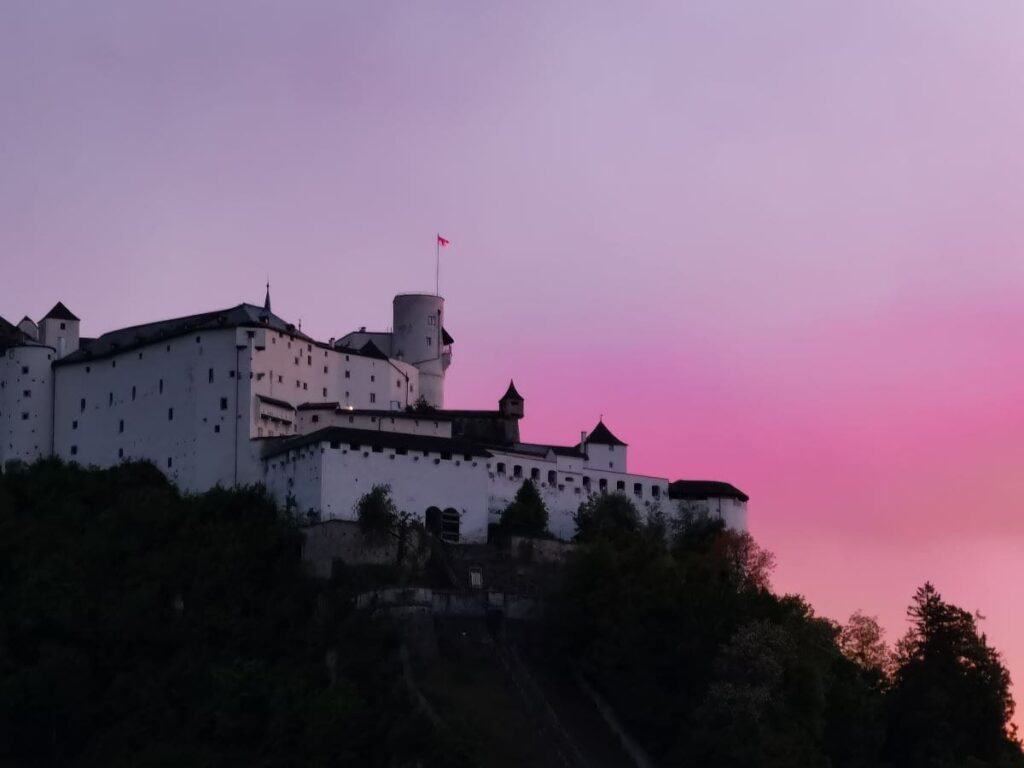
2, 1, 1022, 724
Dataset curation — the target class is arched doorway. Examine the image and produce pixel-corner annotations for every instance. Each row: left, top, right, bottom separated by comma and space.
440, 507, 461, 544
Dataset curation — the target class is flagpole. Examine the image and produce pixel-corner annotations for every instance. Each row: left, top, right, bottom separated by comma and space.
435, 234, 439, 296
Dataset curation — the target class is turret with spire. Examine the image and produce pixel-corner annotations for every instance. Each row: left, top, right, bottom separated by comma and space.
499, 379, 524, 420
261, 280, 271, 323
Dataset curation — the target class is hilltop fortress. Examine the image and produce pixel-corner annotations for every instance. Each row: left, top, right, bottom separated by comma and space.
1, 291, 747, 540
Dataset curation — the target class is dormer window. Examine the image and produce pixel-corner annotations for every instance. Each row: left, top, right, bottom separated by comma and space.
60, 322, 66, 330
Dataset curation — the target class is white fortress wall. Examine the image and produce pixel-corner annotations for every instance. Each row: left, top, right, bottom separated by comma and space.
52, 327, 246, 492
0, 345, 55, 465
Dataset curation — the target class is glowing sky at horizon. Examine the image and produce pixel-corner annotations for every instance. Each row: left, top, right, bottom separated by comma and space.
2, 0, 1022, 725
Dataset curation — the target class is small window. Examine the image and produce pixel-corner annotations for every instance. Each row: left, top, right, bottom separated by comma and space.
496, 462, 506, 475
617, 481, 626, 492
307, 356, 312, 365
652, 486, 661, 499
112, 360, 116, 368
370, 375, 375, 382
220, 397, 228, 411
230, 371, 235, 378
277, 375, 283, 383
303, 382, 308, 390
60, 322, 66, 330
208, 368, 214, 383
322, 387, 327, 397
345, 370, 350, 378
167, 457, 172, 468
530, 467, 540, 481
513, 465, 523, 478
311, 415, 320, 424
426, 336, 432, 346
131, 386, 136, 401
118, 448, 124, 459
80, 398, 86, 412
369, 393, 376, 404
427, 315, 437, 326
583, 476, 591, 488
108, 392, 113, 406
21, 412, 29, 420
159, 379, 164, 394
72, 420, 78, 430
168, 408, 174, 421
599, 478, 608, 490
214, 425, 220, 433
323, 366, 328, 373
21, 366, 28, 374
119, 419, 124, 433
23, 389, 30, 397
633, 483, 642, 497
195, 336, 201, 343
547, 470, 557, 485
70, 445, 78, 455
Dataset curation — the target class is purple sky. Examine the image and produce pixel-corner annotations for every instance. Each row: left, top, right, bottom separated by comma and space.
2, 1, 1023, 723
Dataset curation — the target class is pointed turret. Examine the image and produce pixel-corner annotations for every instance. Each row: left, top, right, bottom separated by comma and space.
38, 301, 80, 358
499, 380, 524, 419
263, 281, 272, 313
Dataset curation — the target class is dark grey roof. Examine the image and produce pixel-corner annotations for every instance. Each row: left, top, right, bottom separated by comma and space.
495, 442, 585, 459
669, 480, 749, 502
585, 421, 627, 446
256, 394, 295, 410
500, 380, 523, 402
442, 327, 454, 345
261, 426, 491, 460
42, 301, 79, 321
358, 340, 389, 359
53, 303, 314, 366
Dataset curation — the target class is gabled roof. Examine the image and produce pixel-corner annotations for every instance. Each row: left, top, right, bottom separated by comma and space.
54, 303, 314, 366
500, 380, 523, 402
585, 420, 627, 446
668, 480, 749, 502
442, 327, 454, 345
42, 301, 79, 321
358, 339, 389, 359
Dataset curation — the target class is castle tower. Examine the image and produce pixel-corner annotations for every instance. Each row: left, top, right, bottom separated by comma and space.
391, 293, 451, 407
38, 302, 79, 359
499, 380, 524, 419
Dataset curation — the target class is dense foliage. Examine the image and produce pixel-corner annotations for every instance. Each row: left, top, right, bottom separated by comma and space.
498, 480, 549, 537
0, 460, 464, 768
557, 495, 1023, 768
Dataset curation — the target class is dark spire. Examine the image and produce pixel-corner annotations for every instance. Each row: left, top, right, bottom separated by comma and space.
585, 419, 627, 446
42, 301, 79, 322
263, 280, 272, 315
500, 380, 523, 402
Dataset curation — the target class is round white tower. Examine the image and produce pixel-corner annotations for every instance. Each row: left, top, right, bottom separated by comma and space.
391, 293, 451, 407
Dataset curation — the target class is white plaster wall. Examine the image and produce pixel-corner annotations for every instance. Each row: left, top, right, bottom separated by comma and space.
0, 345, 55, 465
677, 497, 748, 533
485, 448, 669, 540
584, 443, 627, 473
392, 294, 446, 407
248, 330, 420, 422
263, 440, 490, 542
39, 318, 79, 359
52, 328, 245, 491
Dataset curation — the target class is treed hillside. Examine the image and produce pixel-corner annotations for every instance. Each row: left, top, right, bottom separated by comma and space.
0, 460, 1021, 768
0, 460, 469, 768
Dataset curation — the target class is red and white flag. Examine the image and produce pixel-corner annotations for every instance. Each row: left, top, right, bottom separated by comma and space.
437, 234, 450, 247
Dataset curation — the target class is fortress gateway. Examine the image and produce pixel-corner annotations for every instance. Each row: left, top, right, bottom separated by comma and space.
0, 292, 748, 540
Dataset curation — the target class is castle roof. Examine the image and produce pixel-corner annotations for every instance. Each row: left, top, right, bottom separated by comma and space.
584, 420, 627, 446
53, 303, 330, 366
260, 425, 491, 460
500, 380, 523, 402
358, 340, 389, 359
42, 301, 79, 321
442, 327, 454, 345
668, 480, 749, 503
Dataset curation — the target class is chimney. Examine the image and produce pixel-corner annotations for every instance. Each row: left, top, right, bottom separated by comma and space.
580, 431, 588, 456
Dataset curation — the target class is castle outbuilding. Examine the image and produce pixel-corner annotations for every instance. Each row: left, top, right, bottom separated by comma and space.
0, 292, 748, 540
